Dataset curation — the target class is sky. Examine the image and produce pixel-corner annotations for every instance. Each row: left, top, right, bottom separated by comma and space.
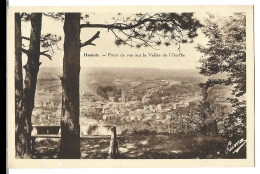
20, 12, 228, 69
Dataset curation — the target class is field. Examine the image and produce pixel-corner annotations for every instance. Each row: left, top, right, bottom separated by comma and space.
133, 81, 166, 91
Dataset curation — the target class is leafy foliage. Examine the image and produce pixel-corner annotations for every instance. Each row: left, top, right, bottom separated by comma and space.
20, 13, 62, 60
43, 12, 65, 21
43, 12, 202, 50
40, 33, 62, 55
197, 13, 246, 138
96, 86, 122, 100
101, 13, 202, 49
197, 13, 246, 97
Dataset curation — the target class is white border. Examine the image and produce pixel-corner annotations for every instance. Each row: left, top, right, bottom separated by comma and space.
7, 0, 260, 6
7, 0, 259, 174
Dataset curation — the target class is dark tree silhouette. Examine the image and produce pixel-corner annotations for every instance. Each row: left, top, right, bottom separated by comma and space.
15, 13, 61, 158
59, 13, 81, 159
15, 13, 25, 158
197, 13, 246, 138
15, 13, 43, 158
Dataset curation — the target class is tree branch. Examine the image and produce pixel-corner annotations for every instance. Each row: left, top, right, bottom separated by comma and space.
20, 47, 29, 55
40, 53, 52, 60
80, 31, 100, 47
80, 19, 172, 30
40, 50, 52, 60
80, 13, 201, 49
22, 36, 30, 41
40, 50, 49, 54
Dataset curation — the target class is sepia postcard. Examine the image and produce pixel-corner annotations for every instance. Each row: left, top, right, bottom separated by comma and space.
7, 6, 254, 168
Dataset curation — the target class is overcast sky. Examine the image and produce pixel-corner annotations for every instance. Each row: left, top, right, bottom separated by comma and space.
20, 12, 230, 69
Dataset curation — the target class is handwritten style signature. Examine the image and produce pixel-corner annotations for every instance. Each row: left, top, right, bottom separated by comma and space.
225, 138, 246, 154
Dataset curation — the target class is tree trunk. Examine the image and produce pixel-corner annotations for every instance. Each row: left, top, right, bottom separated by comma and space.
15, 13, 23, 118
15, 13, 42, 158
108, 126, 118, 158
59, 13, 81, 159
15, 13, 25, 157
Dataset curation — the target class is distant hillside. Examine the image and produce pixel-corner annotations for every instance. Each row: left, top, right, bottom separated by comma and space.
38, 67, 205, 78
38, 67, 62, 79
81, 67, 205, 80
36, 67, 218, 92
